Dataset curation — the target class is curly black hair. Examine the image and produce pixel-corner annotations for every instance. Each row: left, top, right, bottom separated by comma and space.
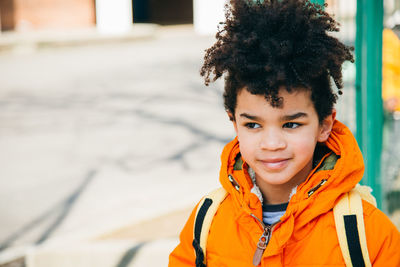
200, 0, 354, 122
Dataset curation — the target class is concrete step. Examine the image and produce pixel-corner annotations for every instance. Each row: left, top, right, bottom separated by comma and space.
0, 24, 158, 53
26, 238, 178, 267
7, 207, 192, 267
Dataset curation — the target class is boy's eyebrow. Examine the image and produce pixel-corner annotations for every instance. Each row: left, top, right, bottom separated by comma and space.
239, 112, 308, 121
239, 113, 262, 121
281, 112, 308, 121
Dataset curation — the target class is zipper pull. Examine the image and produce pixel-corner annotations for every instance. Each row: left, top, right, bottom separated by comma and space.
252, 226, 271, 266
307, 179, 327, 197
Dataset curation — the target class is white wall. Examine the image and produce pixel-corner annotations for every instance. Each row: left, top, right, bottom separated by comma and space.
95, 0, 133, 34
193, 0, 226, 35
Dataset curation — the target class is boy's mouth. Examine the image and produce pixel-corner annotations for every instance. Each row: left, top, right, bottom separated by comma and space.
259, 158, 289, 170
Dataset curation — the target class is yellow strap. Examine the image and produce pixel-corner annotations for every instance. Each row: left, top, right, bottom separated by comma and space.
333, 185, 375, 267
353, 184, 377, 207
193, 187, 227, 264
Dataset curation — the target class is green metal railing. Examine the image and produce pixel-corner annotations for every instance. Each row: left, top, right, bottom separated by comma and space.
310, 0, 384, 208
355, 0, 384, 208
310, 0, 325, 6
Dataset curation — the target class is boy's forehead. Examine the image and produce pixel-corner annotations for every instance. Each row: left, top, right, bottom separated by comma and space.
235, 89, 318, 122
233, 89, 318, 122
237, 86, 313, 108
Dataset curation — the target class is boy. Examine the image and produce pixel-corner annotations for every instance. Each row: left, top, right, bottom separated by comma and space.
169, 0, 400, 266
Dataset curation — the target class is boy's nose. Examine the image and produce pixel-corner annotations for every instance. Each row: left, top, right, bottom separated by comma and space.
259, 129, 286, 151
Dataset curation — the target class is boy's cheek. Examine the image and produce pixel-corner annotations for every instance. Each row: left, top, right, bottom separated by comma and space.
237, 140, 255, 161
238, 139, 254, 161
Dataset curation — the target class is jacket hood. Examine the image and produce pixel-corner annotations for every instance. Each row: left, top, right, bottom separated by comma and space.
219, 120, 364, 255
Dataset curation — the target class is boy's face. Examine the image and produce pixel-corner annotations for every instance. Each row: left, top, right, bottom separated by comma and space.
231, 88, 334, 198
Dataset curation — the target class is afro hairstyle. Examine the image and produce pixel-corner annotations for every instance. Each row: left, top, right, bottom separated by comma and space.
200, 0, 354, 122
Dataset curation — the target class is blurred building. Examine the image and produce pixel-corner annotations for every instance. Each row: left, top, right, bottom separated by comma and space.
0, 0, 96, 32
0, 0, 195, 33
1, 1, 399, 35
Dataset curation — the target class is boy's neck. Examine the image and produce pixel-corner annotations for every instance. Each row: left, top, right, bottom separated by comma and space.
260, 184, 295, 205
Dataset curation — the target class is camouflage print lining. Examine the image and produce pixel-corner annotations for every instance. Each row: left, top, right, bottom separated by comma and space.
233, 155, 243, 170
316, 153, 339, 172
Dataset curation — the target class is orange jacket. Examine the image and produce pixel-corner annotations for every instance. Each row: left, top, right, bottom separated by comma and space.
169, 120, 400, 266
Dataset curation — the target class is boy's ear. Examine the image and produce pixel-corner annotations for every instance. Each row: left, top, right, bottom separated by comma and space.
317, 109, 336, 142
227, 111, 238, 135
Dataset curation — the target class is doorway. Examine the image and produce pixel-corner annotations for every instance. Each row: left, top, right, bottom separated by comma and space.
132, 0, 193, 25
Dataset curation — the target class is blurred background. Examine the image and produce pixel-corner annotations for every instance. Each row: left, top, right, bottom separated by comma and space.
0, 0, 399, 266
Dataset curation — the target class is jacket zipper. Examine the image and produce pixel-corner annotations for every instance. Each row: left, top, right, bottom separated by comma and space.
307, 179, 327, 197
250, 213, 279, 266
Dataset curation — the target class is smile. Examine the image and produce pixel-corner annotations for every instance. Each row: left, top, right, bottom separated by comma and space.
259, 158, 290, 170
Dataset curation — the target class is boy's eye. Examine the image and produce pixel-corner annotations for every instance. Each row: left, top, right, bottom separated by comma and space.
283, 122, 301, 129
245, 122, 261, 129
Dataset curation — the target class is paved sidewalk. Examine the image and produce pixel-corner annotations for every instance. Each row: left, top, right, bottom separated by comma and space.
0, 24, 231, 266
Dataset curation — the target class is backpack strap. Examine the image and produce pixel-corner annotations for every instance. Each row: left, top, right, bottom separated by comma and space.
192, 187, 227, 267
333, 184, 376, 267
